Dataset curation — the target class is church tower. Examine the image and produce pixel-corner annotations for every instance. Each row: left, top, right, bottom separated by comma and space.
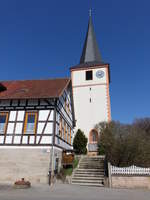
70, 14, 111, 154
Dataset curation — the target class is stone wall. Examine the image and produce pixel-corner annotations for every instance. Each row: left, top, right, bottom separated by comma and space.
0, 148, 62, 185
111, 175, 150, 189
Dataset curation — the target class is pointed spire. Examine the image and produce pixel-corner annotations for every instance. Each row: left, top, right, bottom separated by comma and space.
80, 12, 102, 64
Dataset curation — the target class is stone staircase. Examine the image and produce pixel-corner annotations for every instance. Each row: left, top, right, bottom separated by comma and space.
71, 156, 105, 187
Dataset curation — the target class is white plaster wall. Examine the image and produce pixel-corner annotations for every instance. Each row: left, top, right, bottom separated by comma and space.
73, 67, 107, 86
0, 136, 4, 144
9, 111, 16, 121
14, 136, 21, 144
37, 123, 45, 134
15, 123, 23, 134
44, 122, 53, 134
7, 123, 15, 133
38, 110, 53, 121
17, 111, 25, 121
73, 85, 107, 141
22, 136, 28, 144
5, 136, 12, 144
72, 66, 109, 143
40, 136, 52, 144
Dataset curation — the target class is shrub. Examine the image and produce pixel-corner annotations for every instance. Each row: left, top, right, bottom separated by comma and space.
73, 129, 88, 154
95, 120, 150, 167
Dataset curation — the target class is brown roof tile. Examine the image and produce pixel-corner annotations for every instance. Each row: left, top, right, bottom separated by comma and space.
0, 78, 70, 99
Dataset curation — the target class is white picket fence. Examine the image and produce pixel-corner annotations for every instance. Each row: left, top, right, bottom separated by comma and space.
111, 165, 150, 175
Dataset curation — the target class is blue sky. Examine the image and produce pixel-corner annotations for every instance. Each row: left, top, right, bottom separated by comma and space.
0, 0, 149, 123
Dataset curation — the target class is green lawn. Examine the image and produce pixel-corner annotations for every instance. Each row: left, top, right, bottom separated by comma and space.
61, 158, 79, 176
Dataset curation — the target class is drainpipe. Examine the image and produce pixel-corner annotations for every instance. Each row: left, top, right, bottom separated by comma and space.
49, 99, 57, 186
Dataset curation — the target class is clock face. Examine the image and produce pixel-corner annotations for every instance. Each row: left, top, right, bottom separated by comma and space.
96, 70, 104, 78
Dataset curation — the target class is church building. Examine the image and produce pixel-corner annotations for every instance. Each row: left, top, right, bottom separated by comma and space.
71, 15, 111, 154
0, 14, 111, 184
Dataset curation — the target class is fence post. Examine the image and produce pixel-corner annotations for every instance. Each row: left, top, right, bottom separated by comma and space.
108, 162, 112, 188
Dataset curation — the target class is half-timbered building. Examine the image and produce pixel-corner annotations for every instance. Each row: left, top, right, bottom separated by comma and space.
0, 78, 75, 184
70, 14, 111, 155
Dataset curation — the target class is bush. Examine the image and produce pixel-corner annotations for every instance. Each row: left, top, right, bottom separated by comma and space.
73, 129, 88, 154
95, 120, 150, 167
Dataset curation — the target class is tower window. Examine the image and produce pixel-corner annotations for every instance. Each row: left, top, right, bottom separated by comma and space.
85, 70, 93, 80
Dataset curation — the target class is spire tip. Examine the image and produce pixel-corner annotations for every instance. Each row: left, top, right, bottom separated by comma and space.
89, 8, 92, 17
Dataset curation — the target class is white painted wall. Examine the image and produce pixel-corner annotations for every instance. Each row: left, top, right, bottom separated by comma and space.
71, 66, 110, 145
73, 68, 107, 86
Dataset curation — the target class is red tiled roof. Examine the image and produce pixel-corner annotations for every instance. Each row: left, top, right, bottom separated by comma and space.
0, 78, 70, 99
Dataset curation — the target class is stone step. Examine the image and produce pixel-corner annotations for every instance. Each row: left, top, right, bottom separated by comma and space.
79, 165, 103, 166
72, 176, 104, 181
73, 174, 104, 177
79, 165, 104, 168
74, 173, 104, 177
74, 174, 104, 177
71, 156, 105, 187
82, 161, 104, 162
81, 159, 103, 162
79, 167, 103, 170
79, 165, 103, 167
80, 162, 103, 165
74, 171, 104, 174
80, 161, 104, 164
71, 182, 104, 187
74, 170, 104, 175
80, 160, 104, 163
79, 166, 103, 168
79, 164, 103, 166
80, 159, 104, 162
76, 169, 104, 172
72, 179, 104, 184
74, 172, 104, 175
81, 159, 103, 161
74, 170, 104, 173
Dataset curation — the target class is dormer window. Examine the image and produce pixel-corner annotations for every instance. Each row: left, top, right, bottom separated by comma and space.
86, 70, 93, 80
0, 83, 7, 92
